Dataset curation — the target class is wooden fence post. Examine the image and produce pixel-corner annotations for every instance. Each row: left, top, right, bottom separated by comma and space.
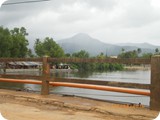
41, 56, 50, 95
150, 55, 160, 110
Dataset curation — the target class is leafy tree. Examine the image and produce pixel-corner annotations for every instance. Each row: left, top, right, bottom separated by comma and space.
97, 52, 106, 59
95, 52, 107, 71
65, 53, 71, 57
141, 53, 152, 58
10, 27, 29, 58
95, 52, 123, 71
0, 26, 29, 58
72, 50, 89, 58
0, 26, 12, 57
72, 50, 91, 71
27, 49, 35, 58
34, 37, 64, 57
34, 39, 44, 57
68, 50, 124, 71
118, 50, 138, 58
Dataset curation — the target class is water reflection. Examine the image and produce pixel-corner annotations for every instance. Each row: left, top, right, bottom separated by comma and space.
52, 87, 149, 106
52, 70, 150, 84
87, 70, 150, 84
51, 70, 94, 78
1, 69, 41, 76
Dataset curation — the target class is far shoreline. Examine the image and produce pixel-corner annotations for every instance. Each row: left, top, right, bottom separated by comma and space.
124, 65, 150, 71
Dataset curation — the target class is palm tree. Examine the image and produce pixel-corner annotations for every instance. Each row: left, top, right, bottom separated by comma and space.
137, 48, 142, 54
121, 48, 125, 53
155, 48, 159, 55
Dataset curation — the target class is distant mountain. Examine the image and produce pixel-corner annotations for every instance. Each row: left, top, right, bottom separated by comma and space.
57, 33, 121, 56
57, 33, 159, 56
116, 43, 159, 49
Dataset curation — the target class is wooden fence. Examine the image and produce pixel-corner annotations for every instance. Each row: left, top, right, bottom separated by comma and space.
0, 56, 159, 110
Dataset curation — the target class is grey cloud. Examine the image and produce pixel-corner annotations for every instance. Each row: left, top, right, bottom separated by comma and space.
0, 0, 49, 25
0, 0, 81, 25
117, 0, 160, 28
84, 0, 117, 10
0, 0, 116, 26
1, 0, 160, 45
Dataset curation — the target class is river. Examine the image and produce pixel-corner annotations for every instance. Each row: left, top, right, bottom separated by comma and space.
0, 70, 150, 106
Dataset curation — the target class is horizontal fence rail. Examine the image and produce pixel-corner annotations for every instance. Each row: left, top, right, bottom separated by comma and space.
48, 58, 151, 64
0, 57, 151, 64
51, 82, 150, 96
53, 78, 150, 90
0, 74, 150, 89
0, 78, 150, 96
0, 74, 42, 80
0, 58, 42, 62
0, 78, 41, 85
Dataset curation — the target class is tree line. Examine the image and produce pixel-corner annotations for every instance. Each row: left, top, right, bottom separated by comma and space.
118, 48, 159, 59
1, 26, 159, 71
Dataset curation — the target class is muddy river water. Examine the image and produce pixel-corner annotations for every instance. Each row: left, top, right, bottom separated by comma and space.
0, 69, 150, 106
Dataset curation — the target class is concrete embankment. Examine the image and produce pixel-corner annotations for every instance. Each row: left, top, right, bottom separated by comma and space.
0, 89, 158, 120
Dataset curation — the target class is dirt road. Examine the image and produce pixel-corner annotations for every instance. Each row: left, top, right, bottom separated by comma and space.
0, 103, 111, 120
0, 89, 159, 120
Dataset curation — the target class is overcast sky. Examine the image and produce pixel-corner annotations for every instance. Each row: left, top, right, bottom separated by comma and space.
1, 0, 160, 47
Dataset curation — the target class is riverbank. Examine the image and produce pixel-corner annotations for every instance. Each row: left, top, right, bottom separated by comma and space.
124, 65, 150, 71
0, 89, 158, 120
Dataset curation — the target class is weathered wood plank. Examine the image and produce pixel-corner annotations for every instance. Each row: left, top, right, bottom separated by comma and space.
48, 58, 151, 64
150, 55, 160, 110
0, 57, 151, 64
0, 58, 42, 62
0, 74, 42, 80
